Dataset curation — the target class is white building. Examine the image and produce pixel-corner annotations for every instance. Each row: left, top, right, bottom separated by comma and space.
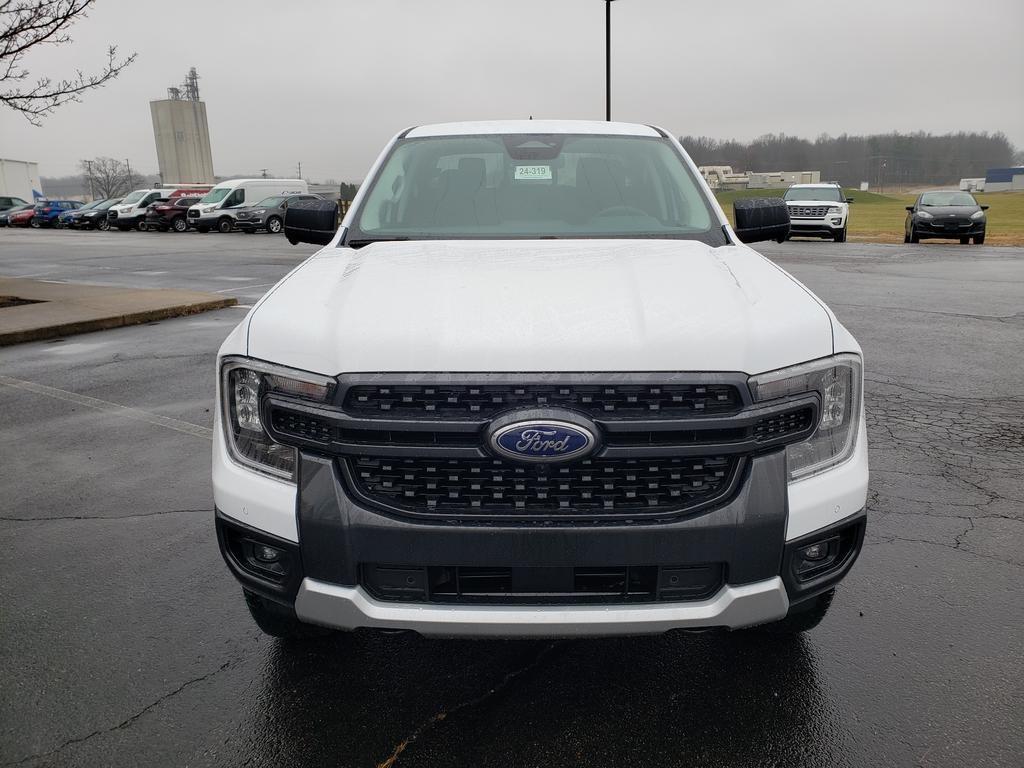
0, 158, 42, 201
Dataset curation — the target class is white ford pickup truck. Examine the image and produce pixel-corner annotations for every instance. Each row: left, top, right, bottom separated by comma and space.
213, 120, 868, 639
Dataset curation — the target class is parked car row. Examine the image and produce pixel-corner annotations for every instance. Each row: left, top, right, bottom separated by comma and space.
0, 178, 323, 234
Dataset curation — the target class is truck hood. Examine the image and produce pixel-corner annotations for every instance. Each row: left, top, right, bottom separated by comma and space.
246, 240, 834, 375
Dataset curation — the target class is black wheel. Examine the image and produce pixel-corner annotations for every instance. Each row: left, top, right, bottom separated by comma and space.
197, 226, 209, 233
973, 234, 985, 245
833, 227, 847, 243
171, 216, 188, 232
287, 234, 300, 245
217, 217, 233, 233
243, 590, 333, 639
96, 218, 110, 231
760, 589, 835, 635
30, 218, 41, 228
959, 237, 970, 244
903, 230, 910, 243
266, 215, 283, 234
909, 227, 920, 244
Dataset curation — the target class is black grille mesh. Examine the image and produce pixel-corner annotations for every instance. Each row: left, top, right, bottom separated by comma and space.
344, 383, 743, 420
348, 455, 738, 520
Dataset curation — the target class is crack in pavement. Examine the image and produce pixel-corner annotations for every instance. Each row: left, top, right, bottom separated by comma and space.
2, 659, 238, 766
375, 641, 562, 768
0, 508, 211, 523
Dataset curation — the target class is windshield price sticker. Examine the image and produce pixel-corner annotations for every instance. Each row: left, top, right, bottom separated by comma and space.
514, 165, 553, 181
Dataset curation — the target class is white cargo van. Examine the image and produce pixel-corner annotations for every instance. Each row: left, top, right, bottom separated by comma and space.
188, 179, 308, 233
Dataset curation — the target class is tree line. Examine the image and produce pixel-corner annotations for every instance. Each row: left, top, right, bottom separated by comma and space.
679, 132, 1018, 188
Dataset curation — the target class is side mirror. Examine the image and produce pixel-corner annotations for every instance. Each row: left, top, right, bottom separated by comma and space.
284, 199, 340, 246
732, 198, 790, 244
845, 198, 854, 204
905, 206, 915, 212
981, 205, 989, 211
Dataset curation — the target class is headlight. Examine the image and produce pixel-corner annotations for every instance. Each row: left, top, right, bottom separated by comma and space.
220, 357, 334, 481
749, 354, 863, 481
827, 206, 841, 213
252, 209, 266, 216
916, 210, 934, 220
970, 210, 985, 220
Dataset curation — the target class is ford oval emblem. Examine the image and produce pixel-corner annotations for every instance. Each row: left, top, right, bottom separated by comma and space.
489, 419, 596, 463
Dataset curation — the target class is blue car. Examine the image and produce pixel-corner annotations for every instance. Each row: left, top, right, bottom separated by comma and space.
57, 199, 104, 228
31, 200, 83, 228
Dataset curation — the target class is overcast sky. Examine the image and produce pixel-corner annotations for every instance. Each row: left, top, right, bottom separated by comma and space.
3, 0, 1022, 181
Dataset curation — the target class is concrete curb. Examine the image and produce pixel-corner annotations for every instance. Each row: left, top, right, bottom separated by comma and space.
0, 277, 238, 346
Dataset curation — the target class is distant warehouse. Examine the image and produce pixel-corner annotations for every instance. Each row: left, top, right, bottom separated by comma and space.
984, 167, 1024, 192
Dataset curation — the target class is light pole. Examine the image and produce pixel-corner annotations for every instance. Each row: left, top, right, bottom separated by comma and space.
605, 0, 616, 121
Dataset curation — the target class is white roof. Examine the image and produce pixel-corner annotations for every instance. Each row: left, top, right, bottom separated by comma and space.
788, 182, 840, 188
406, 120, 662, 138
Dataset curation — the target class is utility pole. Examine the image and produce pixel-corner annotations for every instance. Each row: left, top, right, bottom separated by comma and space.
125, 158, 134, 191
605, 0, 614, 121
84, 160, 95, 200
259, 168, 268, 179
296, 161, 302, 179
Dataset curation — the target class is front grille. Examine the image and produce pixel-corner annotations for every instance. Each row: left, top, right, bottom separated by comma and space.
347, 454, 740, 521
752, 406, 814, 441
787, 205, 831, 218
187, 210, 199, 218
362, 562, 725, 604
344, 382, 743, 420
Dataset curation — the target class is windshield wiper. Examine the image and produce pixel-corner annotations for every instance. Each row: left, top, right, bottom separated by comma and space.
346, 237, 411, 248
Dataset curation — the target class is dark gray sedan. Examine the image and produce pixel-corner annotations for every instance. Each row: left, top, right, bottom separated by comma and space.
905, 190, 988, 245
234, 193, 322, 234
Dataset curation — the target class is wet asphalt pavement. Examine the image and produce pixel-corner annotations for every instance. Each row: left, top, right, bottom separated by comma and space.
1, 229, 1022, 767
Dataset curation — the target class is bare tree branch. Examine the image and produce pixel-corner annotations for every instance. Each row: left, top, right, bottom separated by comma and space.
79, 155, 129, 198
1, 1, 136, 125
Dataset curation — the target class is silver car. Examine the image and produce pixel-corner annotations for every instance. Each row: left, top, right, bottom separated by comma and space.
234, 194, 322, 234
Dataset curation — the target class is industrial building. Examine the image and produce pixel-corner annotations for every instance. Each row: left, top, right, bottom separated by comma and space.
983, 167, 1024, 192
150, 68, 215, 185
698, 166, 821, 190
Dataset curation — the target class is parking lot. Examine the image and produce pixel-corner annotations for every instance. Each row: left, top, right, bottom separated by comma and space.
1, 229, 1022, 767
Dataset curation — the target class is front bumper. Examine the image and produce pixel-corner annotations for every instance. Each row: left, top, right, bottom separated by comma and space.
913, 219, 985, 238
788, 217, 846, 236
234, 217, 264, 230
215, 436, 867, 635
294, 576, 790, 637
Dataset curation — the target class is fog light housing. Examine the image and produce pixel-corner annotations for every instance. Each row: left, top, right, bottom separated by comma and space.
254, 544, 282, 563
800, 542, 829, 561
795, 536, 840, 577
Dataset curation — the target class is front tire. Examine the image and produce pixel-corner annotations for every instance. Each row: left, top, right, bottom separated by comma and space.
96, 218, 110, 231
171, 216, 188, 232
217, 217, 233, 234
834, 226, 847, 243
266, 215, 283, 234
974, 233, 985, 245
761, 589, 835, 635
243, 590, 333, 639
30, 218, 41, 228
909, 227, 920, 244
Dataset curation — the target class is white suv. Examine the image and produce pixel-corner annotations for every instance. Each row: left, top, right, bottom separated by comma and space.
783, 183, 852, 242
213, 121, 868, 640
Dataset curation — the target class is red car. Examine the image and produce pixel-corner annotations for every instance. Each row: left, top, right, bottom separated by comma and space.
7, 207, 37, 227
143, 196, 202, 232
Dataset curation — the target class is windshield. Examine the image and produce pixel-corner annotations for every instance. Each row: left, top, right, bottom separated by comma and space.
77, 200, 101, 211
351, 134, 721, 244
920, 191, 978, 206
95, 198, 121, 210
255, 196, 287, 208
121, 190, 146, 204
784, 186, 843, 202
200, 187, 232, 204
